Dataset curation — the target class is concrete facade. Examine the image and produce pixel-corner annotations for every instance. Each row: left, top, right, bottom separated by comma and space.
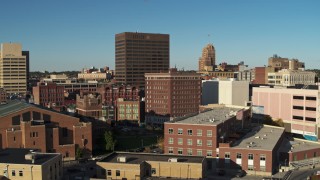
267, 69, 316, 86
115, 32, 170, 87
252, 86, 320, 138
268, 55, 305, 71
0, 43, 27, 95
96, 152, 205, 180
0, 149, 62, 180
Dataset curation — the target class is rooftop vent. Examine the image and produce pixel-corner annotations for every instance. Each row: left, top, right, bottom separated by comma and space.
255, 136, 260, 139
117, 156, 127, 163
168, 158, 178, 162
209, 118, 215, 122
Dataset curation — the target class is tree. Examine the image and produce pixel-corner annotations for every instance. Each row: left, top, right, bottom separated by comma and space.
76, 147, 83, 159
104, 130, 116, 151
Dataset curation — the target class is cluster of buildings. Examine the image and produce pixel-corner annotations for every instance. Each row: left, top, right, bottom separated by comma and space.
0, 31, 319, 179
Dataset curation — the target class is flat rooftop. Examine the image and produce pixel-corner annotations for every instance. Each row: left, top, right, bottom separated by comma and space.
231, 125, 285, 151
279, 137, 320, 153
100, 152, 204, 164
167, 107, 243, 125
0, 148, 60, 165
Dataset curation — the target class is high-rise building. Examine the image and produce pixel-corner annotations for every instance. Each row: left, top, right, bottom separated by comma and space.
115, 32, 170, 87
145, 68, 201, 126
0, 43, 27, 94
198, 44, 215, 71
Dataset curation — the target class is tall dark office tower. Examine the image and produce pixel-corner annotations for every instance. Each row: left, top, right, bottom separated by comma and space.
115, 32, 169, 88
22, 51, 30, 91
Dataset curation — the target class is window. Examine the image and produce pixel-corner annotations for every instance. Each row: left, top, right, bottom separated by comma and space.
187, 139, 192, 145
236, 153, 242, 159
207, 140, 212, 147
116, 170, 120, 176
225, 152, 230, 159
248, 165, 254, 171
306, 117, 316, 122
151, 168, 156, 174
178, 148, 183, 155
293, 116, 303, 120
248, 154, 253, 160
293, 106, 304, 110
188, 129, 193, 135
197, 139, 202, 146
12, 170, 16, 176
168, 147, 173, 154
187, 149, 192, 155
260, 155, 266, 161
62, 128, 68, 137
107, 170, 112, 176
168, 128, 173, 134
314, 152, 317, 157
19, 171, 23, 176
197, 150, 202, 156
306, 96, 316, 101
178, 138, 183, 145
197, 129, 202, 136
178, 128, 183, 135
293, 96, 304, 100
168, 138, 173, 144
207, 150, 212, 157
207, 130, 212, 137
306, 107, 316, 111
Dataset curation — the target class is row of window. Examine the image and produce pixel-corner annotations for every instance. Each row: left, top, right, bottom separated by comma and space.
293, 106, 317, 111
168, 138, 212, 147
292, 116, 316, 122
293, 96, 317, 101
168, 128, 212, 137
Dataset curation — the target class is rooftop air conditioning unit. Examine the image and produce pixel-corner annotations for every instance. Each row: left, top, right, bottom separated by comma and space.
168, 158, 178, 162
117, 156, 127, 163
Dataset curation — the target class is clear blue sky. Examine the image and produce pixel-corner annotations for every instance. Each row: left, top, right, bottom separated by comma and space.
1, 0, 319, 71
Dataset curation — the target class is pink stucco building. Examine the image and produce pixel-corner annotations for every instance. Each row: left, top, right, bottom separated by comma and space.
252, 86, 320, 140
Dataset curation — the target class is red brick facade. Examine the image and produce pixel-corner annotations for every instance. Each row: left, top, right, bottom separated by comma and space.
97, 84, 139, 106
0, 101, 92, 160
33, 82, 65, 109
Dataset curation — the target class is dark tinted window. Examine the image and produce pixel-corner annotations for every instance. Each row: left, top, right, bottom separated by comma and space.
306, 96, 316, 101
33, 111, 41, 120
293, 116, 303, 120
306, 107, 316, 111
293, 96, 304, 100
12, 115, 20, 125
293, 106, 304, 110
22, 112, 31, 121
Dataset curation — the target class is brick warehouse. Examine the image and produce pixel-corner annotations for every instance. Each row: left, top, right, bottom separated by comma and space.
0, 100, 92, 160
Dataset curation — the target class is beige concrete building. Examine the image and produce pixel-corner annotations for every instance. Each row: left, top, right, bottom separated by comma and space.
0, 148, 62, 180
268, 54, 305, 71
0, 43, 27, 94
78, 72, 107, 81
268, 69, 316, 86
96, 152, 205, 180
198, 44, 215, 71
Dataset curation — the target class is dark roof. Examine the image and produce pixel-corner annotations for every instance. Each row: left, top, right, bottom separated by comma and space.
100, 152, 204, 164
0, 100, 32, 117
0, 148, 60, 165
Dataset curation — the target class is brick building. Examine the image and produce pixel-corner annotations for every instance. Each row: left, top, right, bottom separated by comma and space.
97, 84, 140, 106
116, 98, 144, 124
96, 152, 205, 179
32, 82, 65, 110
268, 54, 305, 71
0, 88, 6, 103
145, 68, 202, 126
164, 106, 250, 157
0, 101, 92, 160
198, 44, 215, 71
252, 67, 275, 84
76, 92, 102, 119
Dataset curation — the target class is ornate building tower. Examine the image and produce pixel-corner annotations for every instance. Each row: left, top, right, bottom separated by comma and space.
198, 44, 215, 71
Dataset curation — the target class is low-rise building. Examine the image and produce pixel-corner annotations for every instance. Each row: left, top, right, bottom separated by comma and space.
76, 92, 102, 119
0, 88, 6, 103
32, 82, 65, 110
0, 100, 92, 160
252, 85, 319, 140
96, 152, 206, 180
116, 98, 144, 124
267, 69, 316, 86
0, 148, 62, 180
